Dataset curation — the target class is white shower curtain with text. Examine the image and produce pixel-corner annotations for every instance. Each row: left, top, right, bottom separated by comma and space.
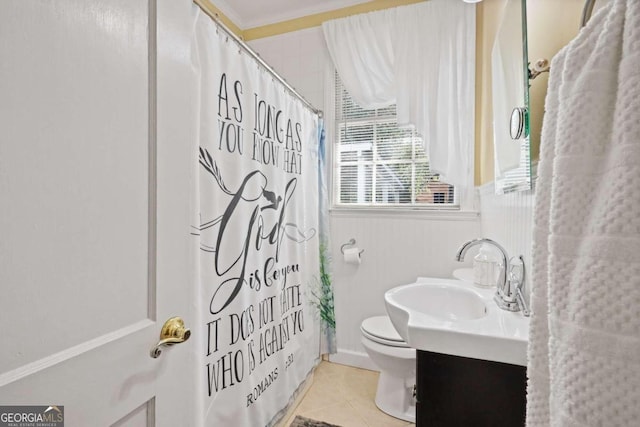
191, 8, 322, 426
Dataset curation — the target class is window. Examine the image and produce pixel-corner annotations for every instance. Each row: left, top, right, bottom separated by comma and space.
333, 74, 455, 207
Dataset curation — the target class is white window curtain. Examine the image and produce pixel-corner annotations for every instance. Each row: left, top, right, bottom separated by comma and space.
322, 0, 476, 195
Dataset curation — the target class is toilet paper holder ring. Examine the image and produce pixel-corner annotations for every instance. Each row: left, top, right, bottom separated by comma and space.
340, 238, 364, 256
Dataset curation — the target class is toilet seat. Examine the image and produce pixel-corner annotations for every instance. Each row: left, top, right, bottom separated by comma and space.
361, 316, 409, 348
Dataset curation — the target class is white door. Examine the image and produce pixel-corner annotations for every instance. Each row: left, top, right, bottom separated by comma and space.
0, 1, 199, 426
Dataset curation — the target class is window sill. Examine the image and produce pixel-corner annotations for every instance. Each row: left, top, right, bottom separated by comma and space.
329, 206, 479, 221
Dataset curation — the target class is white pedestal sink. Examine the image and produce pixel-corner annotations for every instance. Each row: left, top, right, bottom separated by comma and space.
385, 277, 529, 366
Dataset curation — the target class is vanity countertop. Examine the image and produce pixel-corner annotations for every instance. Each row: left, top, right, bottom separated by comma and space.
385, 277, 530, 366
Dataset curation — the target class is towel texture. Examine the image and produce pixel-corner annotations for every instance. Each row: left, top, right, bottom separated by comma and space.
527, 1, 640, 426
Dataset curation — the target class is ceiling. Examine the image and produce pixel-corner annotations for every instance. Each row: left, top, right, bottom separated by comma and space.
214, 0, 372, 29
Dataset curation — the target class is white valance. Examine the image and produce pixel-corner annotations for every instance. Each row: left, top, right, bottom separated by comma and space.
322, 0, 476, 190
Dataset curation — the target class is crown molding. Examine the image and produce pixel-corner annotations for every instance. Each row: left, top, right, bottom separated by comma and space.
242, 0, 369, 29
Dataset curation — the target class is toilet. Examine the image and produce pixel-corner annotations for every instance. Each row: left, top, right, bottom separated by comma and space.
360, 316, 416, 422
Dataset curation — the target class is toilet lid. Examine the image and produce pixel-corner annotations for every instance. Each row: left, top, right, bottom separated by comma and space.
361, 316, 406, 344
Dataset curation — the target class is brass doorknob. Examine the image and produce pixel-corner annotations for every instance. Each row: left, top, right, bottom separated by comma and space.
150, 317, 191, 358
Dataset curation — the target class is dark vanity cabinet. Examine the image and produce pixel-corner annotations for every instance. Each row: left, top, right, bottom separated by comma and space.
415, 350, 527, 426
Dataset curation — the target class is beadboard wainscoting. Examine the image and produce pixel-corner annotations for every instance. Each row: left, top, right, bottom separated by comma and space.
249, 27, 327, 115
329, 211, 481, 369
329, 182, 535, 369
478, 182, 535, 299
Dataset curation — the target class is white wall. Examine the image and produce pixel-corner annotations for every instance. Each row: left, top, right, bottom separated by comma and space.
250, 28, 483, 369
249, 28, 326, 110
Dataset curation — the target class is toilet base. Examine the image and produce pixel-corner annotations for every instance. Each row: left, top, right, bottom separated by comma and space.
374, 370, 416, 423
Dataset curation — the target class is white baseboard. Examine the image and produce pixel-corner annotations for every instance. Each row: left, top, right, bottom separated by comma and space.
328, 348, 379, 371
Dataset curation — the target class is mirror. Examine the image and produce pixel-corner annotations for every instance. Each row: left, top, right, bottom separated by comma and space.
491, 0, 531, 194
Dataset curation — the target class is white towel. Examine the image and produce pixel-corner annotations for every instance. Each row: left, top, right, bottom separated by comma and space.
527, 1, 640, 426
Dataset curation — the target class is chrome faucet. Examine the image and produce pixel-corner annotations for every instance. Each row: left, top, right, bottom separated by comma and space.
455, 238, 530, 316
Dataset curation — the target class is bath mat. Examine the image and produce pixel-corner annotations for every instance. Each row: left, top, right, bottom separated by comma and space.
288, 415, 341, 427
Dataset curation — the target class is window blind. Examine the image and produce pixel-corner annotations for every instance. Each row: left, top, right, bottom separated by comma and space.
334, 73, 456, 207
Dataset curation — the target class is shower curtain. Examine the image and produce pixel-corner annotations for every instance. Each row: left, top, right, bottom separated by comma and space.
190, 7, 334, 426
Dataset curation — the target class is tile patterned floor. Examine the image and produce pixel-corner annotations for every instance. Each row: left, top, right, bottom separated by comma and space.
283, 361, 415, 427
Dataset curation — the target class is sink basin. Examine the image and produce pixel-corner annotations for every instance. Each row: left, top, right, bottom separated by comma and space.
389, 283, 487, 321
385, 277, 529, 366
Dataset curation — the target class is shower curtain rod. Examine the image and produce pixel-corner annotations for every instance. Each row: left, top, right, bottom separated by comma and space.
192, 0, 323, 117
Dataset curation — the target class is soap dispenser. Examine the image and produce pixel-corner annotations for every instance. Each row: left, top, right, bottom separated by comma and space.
473, 244, 497, 288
